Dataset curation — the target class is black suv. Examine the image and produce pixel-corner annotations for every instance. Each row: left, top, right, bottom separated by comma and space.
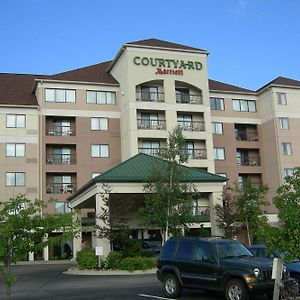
156, 237, 275, 300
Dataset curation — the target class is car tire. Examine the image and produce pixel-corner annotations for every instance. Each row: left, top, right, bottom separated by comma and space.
225, 278, 249, 300
163, 274, 182, 298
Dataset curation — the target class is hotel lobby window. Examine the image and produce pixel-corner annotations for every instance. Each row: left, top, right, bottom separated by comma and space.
87, 91, 116, 104
45, 88, 76, 103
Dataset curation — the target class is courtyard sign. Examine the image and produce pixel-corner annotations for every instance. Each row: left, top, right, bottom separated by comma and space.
133, 56, 202, 76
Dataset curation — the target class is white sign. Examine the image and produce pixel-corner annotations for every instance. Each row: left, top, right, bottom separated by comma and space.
95, 246, 103, 256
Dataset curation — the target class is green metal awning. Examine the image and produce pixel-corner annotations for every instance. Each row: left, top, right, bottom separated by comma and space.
68, 153, 226, 201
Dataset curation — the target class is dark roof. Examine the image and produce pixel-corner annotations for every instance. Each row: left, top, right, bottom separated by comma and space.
209, 79, 255, 94
125, 38, 206, 52
257, 76, 300, 92
0, 73, 46, 106
50, 60, 118, 85
68, 153, 226, 201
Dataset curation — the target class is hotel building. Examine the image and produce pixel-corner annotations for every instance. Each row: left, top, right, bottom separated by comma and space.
1, 39, 300, 258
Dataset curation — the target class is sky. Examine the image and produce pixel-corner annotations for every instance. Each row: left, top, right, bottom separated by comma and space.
0, 0, 299, 91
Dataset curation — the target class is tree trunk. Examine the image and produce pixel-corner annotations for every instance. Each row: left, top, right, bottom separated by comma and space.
246, 220, 252, 246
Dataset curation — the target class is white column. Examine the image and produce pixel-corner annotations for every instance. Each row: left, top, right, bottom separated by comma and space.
43, 234, 49, 261
209, 191, 224, 236
95, 192, 111, 257
72, 210, 82, 260
28, 251, 34, 261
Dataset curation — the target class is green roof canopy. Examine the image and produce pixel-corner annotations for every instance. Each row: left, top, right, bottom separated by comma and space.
68, 153, 226, 201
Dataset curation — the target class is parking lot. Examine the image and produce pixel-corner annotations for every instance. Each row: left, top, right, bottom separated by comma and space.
0, 263, 268, 300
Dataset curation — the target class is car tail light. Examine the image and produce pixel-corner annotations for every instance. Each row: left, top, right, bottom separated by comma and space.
156, 260, 161, 269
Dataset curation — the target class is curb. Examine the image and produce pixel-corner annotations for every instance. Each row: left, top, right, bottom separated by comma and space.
63, 267, 157, 276
16, 260, 76, 265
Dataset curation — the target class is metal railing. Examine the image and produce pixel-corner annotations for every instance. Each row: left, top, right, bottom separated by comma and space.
136, 91, 165, 102
191, 206, 210, 222
183, 149, 207, 160
237, 156, 261, 166
235, 131, 259, 141
138, 147, 162, 157
177, 121, 205, 131
46, 125, 75, 136
46, 183, 77, 194
176, 93, 203, 104
137, 119, 166, 130
46, 154, 76, 165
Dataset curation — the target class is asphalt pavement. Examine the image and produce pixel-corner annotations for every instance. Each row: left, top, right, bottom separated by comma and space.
0, 262, 268, 300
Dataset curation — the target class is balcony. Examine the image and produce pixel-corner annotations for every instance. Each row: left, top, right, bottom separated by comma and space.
177, 121, 205, 131
137, 119, 166, 130
46, 125, 76, 136
191, 206, 210, 222
235, 131, 259, 141
46, 154, 76, 165
184, 149, 207, 160
237, 156, 261, 166
176, 93, 203, 104
136, 91, 164, 102
46, 183, 77, 194
138, 147, 162, 156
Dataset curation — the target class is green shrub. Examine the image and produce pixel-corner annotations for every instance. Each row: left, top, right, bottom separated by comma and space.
103, 251, 123, 270
119, 256, 156, 272
122, 239, 141, 257
76, 247, 98, 270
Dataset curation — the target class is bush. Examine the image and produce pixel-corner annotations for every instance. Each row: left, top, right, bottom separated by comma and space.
76, 247, 98, 270
119, 256, 156, 272
103, 251, 123, 270
122, 239, 141, 257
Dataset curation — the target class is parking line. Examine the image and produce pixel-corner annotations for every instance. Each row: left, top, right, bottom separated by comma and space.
139, 293, 176, 300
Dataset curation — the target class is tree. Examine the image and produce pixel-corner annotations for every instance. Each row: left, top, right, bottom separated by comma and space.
0, 195, 78, 300
215, 187, 240, 239
231, 179, 269, 245
139, 126, 196, 244
258, 168, 300, 259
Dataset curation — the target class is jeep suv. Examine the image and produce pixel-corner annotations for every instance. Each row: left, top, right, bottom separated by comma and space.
156, 237, 275, 300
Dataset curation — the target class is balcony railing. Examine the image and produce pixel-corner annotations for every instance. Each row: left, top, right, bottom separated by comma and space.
46, 183, 77, 194
176, 93, 203, 104
137, 119, 166, 130
177, 121, 205, 131
136, 92, 165, 102
191, 206, 210, 222
139, 147, 207, 159
235, 131, 259, 141
46, 125, 75, 136
237, 156, 261, 166
46, 154, 76, 165
239, 181, 263, 189
138, 147, 162, 156
184, 149, 207, 160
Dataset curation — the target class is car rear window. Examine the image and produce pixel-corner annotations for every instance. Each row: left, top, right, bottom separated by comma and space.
160, 239, 177, 259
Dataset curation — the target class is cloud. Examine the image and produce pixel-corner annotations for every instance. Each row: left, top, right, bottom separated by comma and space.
233, 0, 249, 16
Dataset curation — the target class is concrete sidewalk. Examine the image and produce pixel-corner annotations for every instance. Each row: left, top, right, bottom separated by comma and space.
64, 267, 156, 276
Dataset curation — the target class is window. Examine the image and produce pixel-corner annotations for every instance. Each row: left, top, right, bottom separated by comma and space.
91, 117, 108, 131
52, 175, 73, 194
177, 114, 192, 129
91, 144, 109, 157
195, 241, 211, 261
277, 93, 287, 105
6, 172, 25, 186
141, 141, 160, 156
141, 86, 158, 101
176, 240, 194, 261
176, 88, 190, 103
55, 202, 71, 214
6, 143, 25, 157
87, 91, 116, 104
284, 168, 294, 177
212, 122, 223, 134
45, 88, 75, 103
232, 99, 256, 112
279, 117, 289, 130
210, 97, 224, 111
214, 148, 225, 160
141, 113, 159, 128
6, 114, 26, 128
281, 143, 292, 155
